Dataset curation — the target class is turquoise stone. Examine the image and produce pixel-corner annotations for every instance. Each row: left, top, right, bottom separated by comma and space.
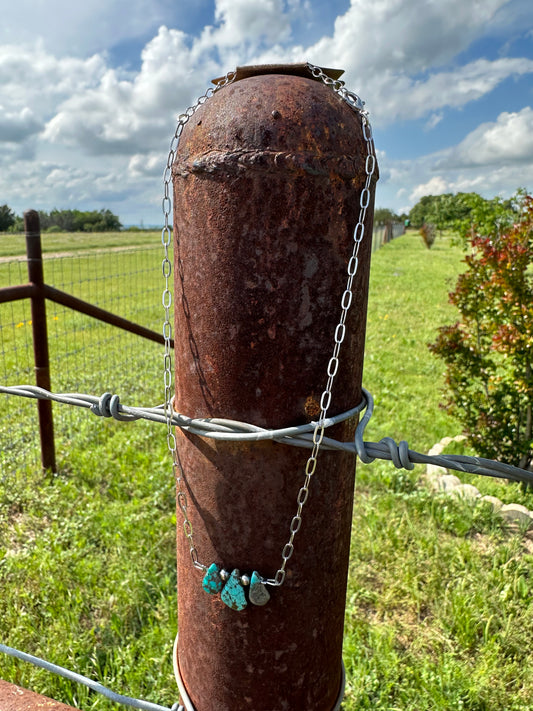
202, 563, 224, 594
249, 571, 270, 606
220, 569, 248, 611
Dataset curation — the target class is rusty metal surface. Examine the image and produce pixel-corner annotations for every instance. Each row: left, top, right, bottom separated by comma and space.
172, 68, 377, 710
0, 680, 78, 710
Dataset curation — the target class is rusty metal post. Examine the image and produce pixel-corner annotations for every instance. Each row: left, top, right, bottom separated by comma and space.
24, 210, 56, 472
172, 65, 378, 710
0, 680, 77, 710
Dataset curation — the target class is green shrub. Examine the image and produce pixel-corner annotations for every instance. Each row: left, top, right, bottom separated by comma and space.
430, 192, 533, 469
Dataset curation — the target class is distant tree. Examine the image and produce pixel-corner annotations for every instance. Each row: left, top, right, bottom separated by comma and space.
39, 208, 122, 232
409, 192, 518, 240
408, 195, 441, 229
374, 207, 399, 225
451, 192, 518, 247
408, 194, 459, 232
9, 215, 24, 232
0, 204, 16, 231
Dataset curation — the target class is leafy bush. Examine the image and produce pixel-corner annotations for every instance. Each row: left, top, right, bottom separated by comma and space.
420, 222, 436, 249
430, 191, 533, 469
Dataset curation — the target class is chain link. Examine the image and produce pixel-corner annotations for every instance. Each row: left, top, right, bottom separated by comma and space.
162, 63, 376, 587
162, 69, 236, 572
266, 63, 376, 586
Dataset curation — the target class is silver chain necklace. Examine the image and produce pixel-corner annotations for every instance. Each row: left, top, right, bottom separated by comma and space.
162, 61, 376, 611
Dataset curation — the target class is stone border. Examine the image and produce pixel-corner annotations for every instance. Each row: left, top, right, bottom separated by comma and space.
424, 435, 533, 527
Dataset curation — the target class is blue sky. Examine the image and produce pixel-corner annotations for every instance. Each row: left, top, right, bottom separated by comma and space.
0, 0, 532, 225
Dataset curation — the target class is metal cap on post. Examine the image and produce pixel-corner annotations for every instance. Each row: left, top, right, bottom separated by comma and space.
171, 64, 378, 710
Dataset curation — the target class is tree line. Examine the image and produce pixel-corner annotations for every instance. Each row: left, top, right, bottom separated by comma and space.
374, 191, 524, 237
0, 205, 122, 232
406, 191, 522, 243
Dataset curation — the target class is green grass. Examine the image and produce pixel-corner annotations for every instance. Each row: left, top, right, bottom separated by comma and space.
1, 230, 533, 709
0, 231, 161, 258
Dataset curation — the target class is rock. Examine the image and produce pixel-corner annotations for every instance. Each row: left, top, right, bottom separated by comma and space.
499, 504, 532, 526
449, 483, 480, 501
428, 444, 444, 457
437, 474, 462, 491
480, 495, 503, 512
426, 463, 447, 479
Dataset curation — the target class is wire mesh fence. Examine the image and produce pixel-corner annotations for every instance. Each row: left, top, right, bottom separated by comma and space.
0, 240, 167, 478
0, 220, 399, 480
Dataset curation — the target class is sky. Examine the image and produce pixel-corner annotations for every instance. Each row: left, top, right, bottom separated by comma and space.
1, 0, 532, 226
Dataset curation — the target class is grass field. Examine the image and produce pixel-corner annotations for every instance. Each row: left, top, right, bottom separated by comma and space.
1, 229, 533, 710
0, 230, 162, 258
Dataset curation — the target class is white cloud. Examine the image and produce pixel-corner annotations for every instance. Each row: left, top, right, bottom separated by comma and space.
0, 107, 42, 142
129, 152, 165, 177
0, 43, 106, 132
0, 0, 178, 57
347, 57, 533, 126
425, 113, 443, 131
389, 58, 533, 120
1, 0, 532, 223
42, 27, 198, 155
213, 0, 293, 47
306, 0, 511, 75
436, 107, 533, 168
409, 176, 451, 203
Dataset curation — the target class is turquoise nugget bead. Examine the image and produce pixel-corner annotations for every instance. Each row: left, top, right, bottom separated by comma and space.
220, 569, 248, 611
202, 563, 224, 594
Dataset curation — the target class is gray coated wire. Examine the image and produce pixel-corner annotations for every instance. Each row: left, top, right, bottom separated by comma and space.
1, 384, 532, 486
0, 644, 178, 711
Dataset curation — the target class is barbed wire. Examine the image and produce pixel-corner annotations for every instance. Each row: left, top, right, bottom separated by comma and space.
1, 384, 531, 486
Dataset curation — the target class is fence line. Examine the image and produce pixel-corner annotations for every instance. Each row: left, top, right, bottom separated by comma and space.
1, 217, 399, 476
371, 221, 405, 252
0, 213, 170, 474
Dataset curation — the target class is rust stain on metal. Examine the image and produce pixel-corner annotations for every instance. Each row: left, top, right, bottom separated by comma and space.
304, 394, 321, 421
173, 65, 378, 710
0, 680, 78, 710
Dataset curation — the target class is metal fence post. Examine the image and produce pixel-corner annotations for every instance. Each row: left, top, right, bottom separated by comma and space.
24, 209, 56, 472
0, 680, 77, 711
171, 65, 378, 710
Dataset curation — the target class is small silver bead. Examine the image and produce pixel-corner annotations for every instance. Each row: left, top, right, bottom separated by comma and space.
241, 574, 250, 587
220, 569, 229, 582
